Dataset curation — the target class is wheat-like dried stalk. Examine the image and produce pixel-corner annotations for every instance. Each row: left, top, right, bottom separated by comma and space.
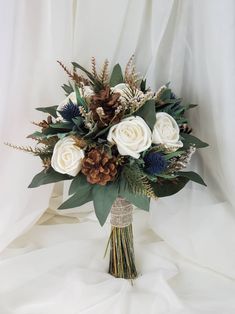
98, 59, 109, 84
91, 56, 98, 78
57, 60, 75, 81
57, 60, 87, 86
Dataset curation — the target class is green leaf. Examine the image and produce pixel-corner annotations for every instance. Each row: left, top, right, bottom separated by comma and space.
28, 168, 72, 188
69, 174, 92, 195
92, 183, 119, 226
72, 62, 95, 82
74, 84, 87, 110
58, 190, 92, 209
176, 171, 207, 186
160, 88, 171, 100
157, 174, 176, 179
183, 104, 198, 110
72, 117, 83, 128
83, 123, 99, 139
151, 177, 189, 197
62, 82, 74, 96
27, 131, 47, 139
164, 150, 184, 160
72, 62, 103, 91
36, 106, 58, 118
140, 79, 147, 92
49, 122, 74, 130
119, 178, 150, 211
181, 133, 209, 149
94, 124, 113, 138
109, 64, 123, 87
135, 99, 156, 130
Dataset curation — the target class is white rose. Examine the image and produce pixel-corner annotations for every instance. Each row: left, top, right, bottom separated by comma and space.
51, 136, 85, 176
111, 83, 144, 104
152, 112, 183, 151
107, 116, 152, 159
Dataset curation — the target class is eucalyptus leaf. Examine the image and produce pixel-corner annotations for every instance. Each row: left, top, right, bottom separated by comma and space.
72, 117, 83, 127
58, 190, 92, 209
27, 131, 47, 139
49, 122, 74, 130
135, 99, 156, 130
181, 133, 209, 149
69, 174, 92, 195
110, 64, 123, 87
28, 168, 72, 188
140, 79, 147, 93
157, 174, 177, 179
151, 176, 189, 197
94, 124, 113, 138
75, 84, 87, 109
176, 171, 207, 186
159, 88, 171, 100
72, 62, 103, 91
72, 62, 95, 82
36, 105, 58, 118
92, 183, 119, 226
164, 150, 184, 160
183, 104, 198, 110
62, 82, 74, 96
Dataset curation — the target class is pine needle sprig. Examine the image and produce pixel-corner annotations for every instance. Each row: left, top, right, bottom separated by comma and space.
123, 164, 156, 198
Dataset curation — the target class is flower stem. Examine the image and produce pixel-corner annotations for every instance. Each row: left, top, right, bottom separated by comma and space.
108, 224, 138, 279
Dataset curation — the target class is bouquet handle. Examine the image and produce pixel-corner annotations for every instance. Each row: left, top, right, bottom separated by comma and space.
108, 197, 138, 279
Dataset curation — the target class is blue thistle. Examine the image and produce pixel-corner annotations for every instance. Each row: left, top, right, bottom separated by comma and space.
144, 152, 167, 175
60, 100, 80, 122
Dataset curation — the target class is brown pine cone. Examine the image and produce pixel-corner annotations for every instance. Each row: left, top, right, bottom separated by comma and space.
81, 148, 118, 185
90, 87, 123, 127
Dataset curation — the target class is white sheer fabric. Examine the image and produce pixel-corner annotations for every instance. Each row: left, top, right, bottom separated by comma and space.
1, 0, 235, 313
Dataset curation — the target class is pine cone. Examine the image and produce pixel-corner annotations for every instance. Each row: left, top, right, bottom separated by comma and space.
81, 148, 118, 185
90, 87, 123, 127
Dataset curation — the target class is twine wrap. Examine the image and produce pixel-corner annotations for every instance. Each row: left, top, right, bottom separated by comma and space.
110, 197, 133, 228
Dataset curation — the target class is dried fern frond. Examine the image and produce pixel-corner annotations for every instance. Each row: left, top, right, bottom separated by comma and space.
125, 55, 135, 79
123, 164, 156, 198
124, 55, 139, 89
98, 59, 109, 85
5, 142, 53, 156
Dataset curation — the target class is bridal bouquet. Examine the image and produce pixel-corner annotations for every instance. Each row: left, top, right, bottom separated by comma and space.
8, 57, 208, 279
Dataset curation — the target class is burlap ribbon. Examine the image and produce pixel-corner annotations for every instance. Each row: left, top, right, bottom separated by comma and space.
110, 197, 133, 228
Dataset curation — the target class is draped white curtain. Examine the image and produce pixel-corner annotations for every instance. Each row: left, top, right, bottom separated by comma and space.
1, 0, 235, 313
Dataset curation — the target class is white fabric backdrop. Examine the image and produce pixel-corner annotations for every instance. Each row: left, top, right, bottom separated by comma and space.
1, 0, 235, 313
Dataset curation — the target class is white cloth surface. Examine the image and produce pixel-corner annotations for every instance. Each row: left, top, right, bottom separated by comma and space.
1, 0, 235, 313
1, 210, 235, 314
